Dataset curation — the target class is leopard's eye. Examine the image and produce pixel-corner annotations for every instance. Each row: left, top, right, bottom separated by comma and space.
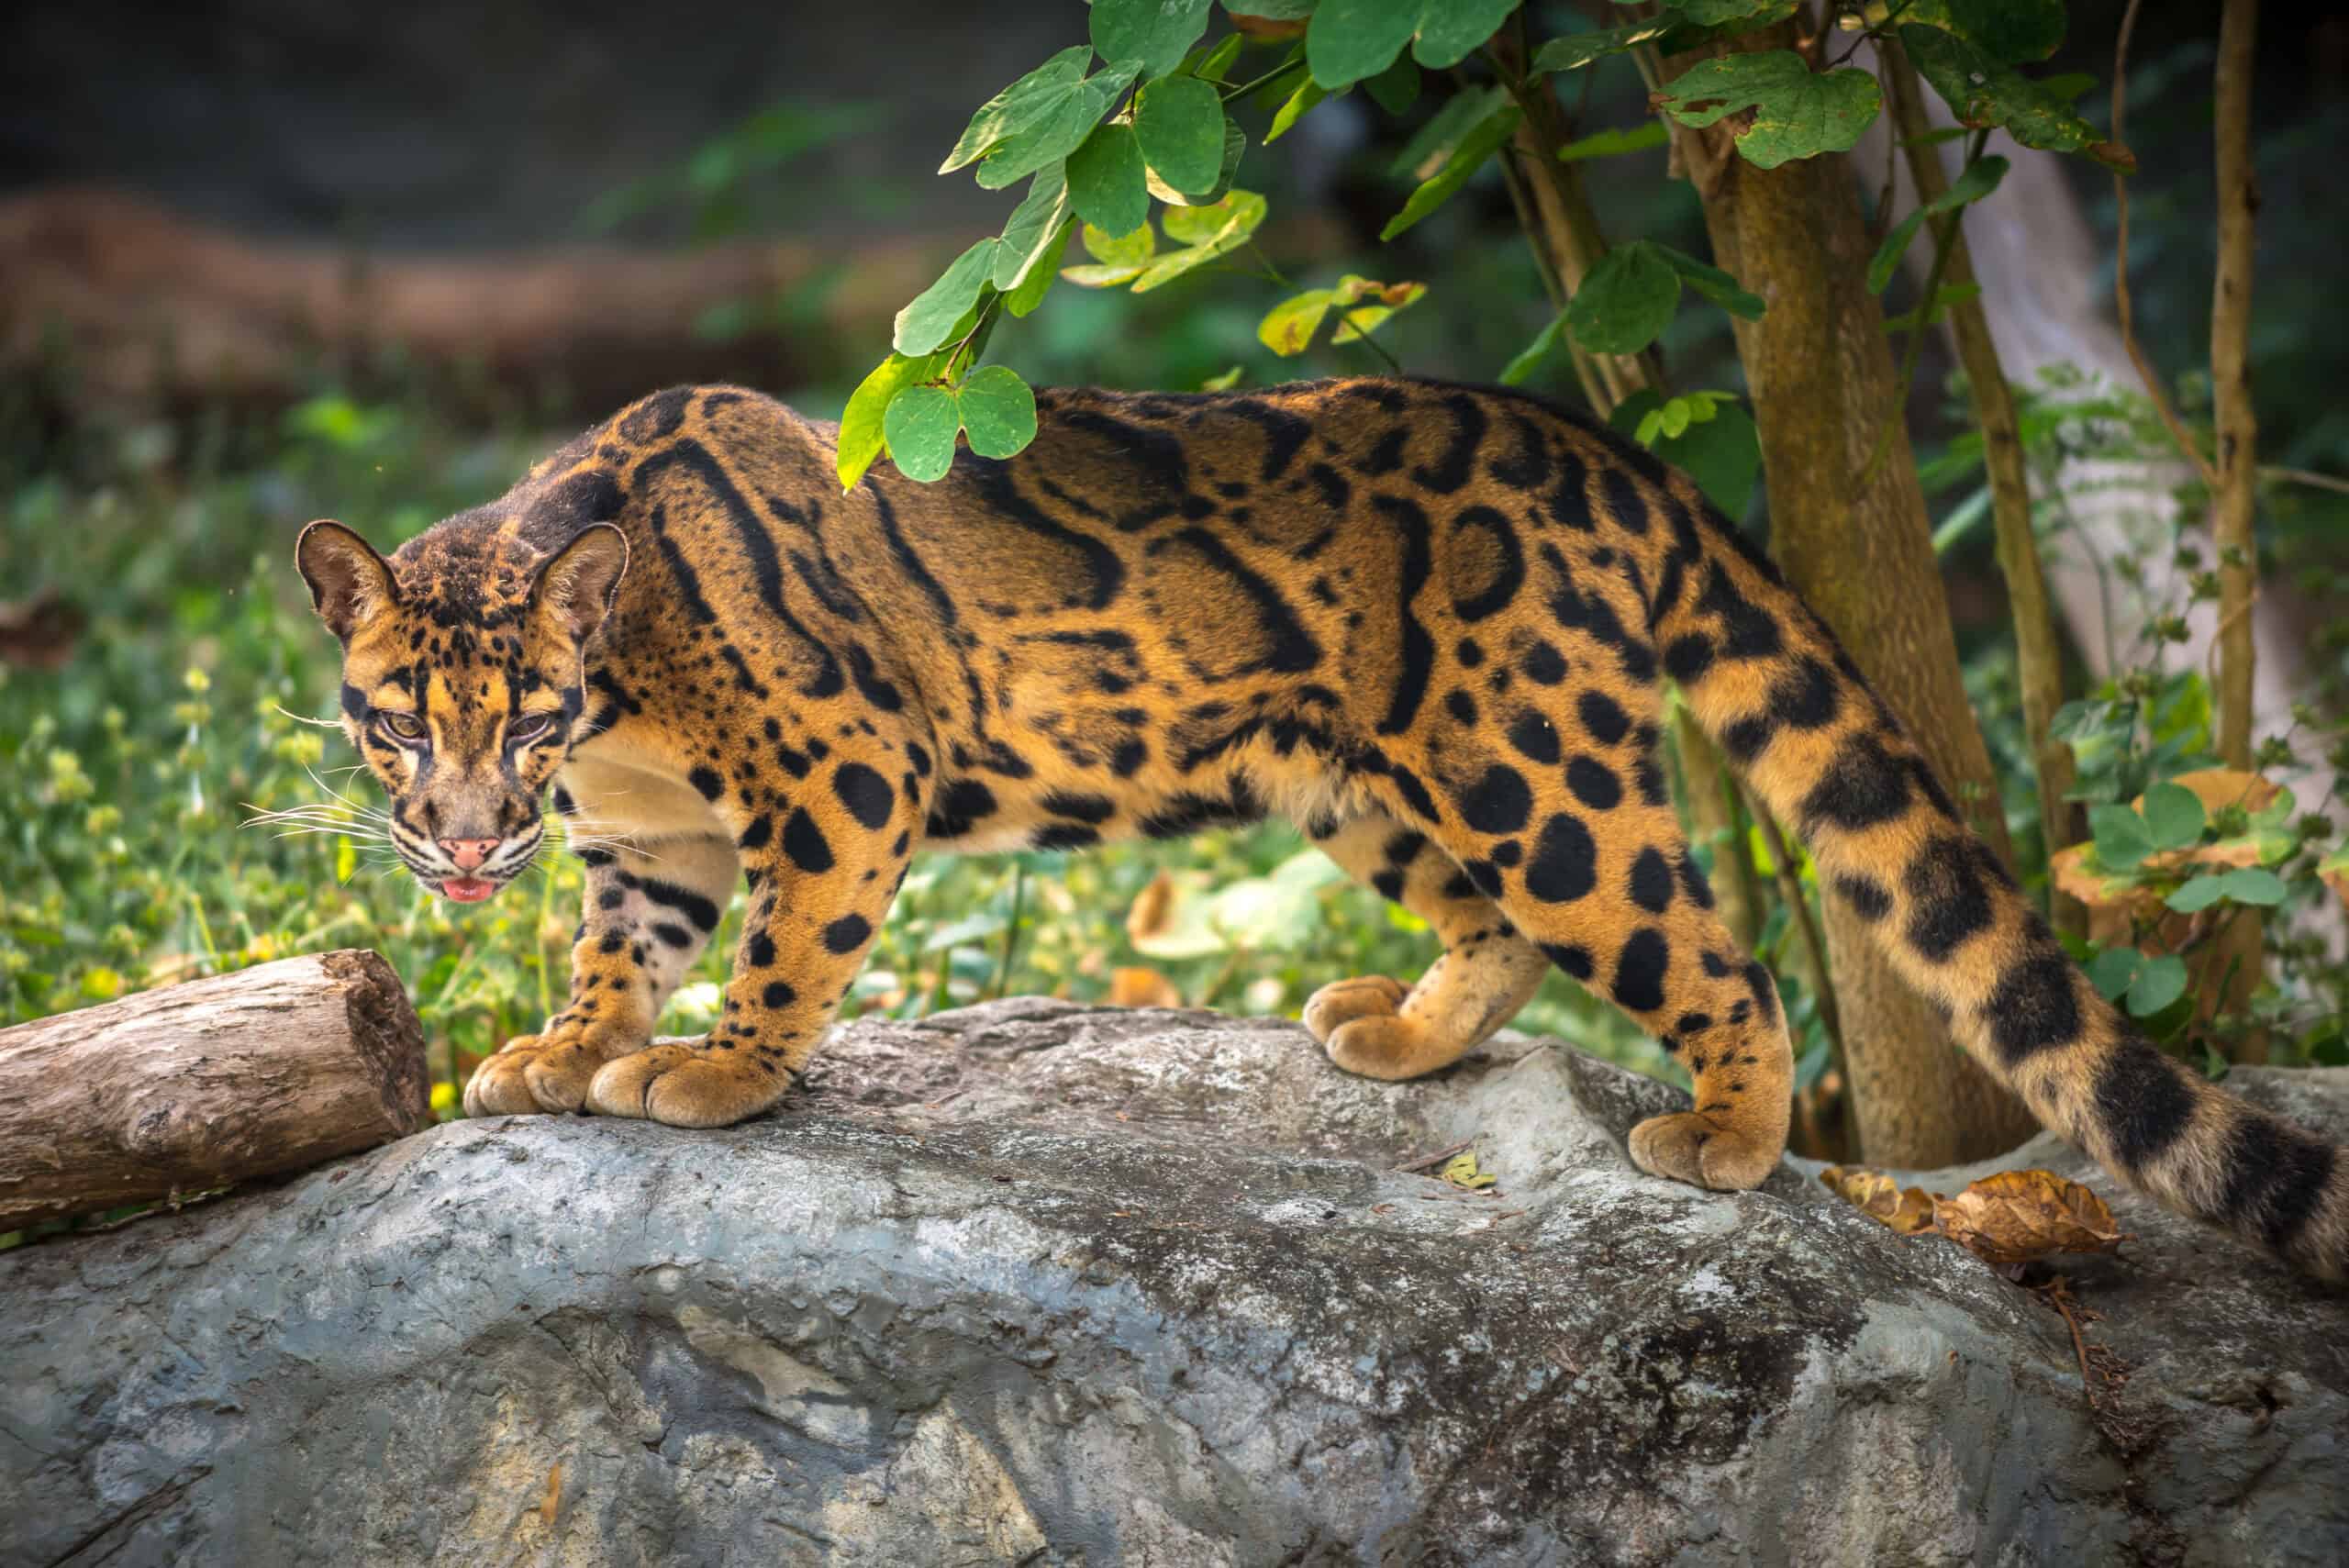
379, 711, 425, 742
508, 713, 555, 745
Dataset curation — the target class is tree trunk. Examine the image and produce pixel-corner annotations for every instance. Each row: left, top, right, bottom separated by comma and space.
1882, 47, 2083, 940
1668, 24, 2038, 1165
2209, 0, 2268, 1060
0, 950, 428, 1231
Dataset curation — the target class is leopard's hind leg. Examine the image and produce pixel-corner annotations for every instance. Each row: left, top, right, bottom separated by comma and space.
1303, 810, 1551, 1079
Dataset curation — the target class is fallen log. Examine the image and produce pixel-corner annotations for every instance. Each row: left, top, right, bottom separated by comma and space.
0, 949, 428, 1231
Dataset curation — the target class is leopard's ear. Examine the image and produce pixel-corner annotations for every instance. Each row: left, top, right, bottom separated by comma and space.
528, 523, 629, 646
295, 521, 399, 641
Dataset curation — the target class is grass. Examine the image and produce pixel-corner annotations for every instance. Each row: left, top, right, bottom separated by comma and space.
0, 390, 1659, 1159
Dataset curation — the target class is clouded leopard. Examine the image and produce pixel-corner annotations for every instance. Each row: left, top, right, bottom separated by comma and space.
296, 376, 2347, 1279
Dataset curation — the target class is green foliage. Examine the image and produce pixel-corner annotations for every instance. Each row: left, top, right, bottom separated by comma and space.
1868, 156, 2009, 294
1562, 239, 1764, 358
1898, 25, 2124, 167
1656, 50, 1883, 169
1092, 0, 1215, 81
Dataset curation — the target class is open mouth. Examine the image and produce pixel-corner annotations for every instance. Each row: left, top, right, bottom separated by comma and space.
440, 876, 499, 903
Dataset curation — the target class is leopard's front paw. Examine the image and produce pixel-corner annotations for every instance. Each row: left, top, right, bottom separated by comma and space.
462, 1021, 651, 1118
1627, 1110, 1781, 1191
1303, 975, 1408, 1043
585, 1040, 791, 1128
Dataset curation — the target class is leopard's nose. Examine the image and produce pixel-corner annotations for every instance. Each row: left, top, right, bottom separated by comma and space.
438, 837, 500, 871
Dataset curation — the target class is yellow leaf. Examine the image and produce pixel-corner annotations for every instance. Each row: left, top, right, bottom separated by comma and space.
1440, 1151, 1499, 1190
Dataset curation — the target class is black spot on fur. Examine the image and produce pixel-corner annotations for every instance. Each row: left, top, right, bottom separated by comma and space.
1543, 942, 1595, 981
747, 932, 776, 967
1798, 732, 1913, 833
831, 762, 893, 829
1902, 834, 1997, 963
1833, 873, 1893, 922
1576, 690, 1631, 746
1613, 929, 1670, 1012
2215, 1113, 2338, 1251
737, 815, 773, 852
1453, 765, 1533, 835
1629, 847, 1674, 915
822, 914, 872, 954
1983, 951, 2082, 1065
783, 807, 835, 873
688, 766, 723, 801
2095, 1037, 2199, 1172
1564, 755, 1621, 811
1524, 813, 1598, 903
1521, 641, 1566, 684
1508, 712, 1560, 764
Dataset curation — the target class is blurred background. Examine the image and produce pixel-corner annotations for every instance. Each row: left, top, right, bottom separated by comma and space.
3, 3, 2343, 1127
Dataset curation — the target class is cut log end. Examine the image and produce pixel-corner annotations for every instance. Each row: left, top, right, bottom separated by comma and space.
323, 947, 431, 1137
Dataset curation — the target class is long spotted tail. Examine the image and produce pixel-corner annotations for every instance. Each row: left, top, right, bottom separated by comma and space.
1650, 493, 2346, 1280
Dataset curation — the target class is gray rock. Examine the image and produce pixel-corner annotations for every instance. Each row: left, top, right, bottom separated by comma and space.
5, 1000, 2346, 1567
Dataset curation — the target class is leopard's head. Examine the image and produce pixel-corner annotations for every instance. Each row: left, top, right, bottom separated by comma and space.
295, 518, 628, 902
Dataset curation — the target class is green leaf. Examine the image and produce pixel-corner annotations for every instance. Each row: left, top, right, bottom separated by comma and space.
1192, 31, 1247, 83
1307, 0, 1420, 88
838, 351, 936, 491
2142, 782, 2207, 852
1653, 242, 1765, 320
1267, 77, 1331, 143
956, 366, 1039, 459
1067, 124, 1151, 237
1529, 17, 1684, 77
2088, 801, 2155, 871
1899, 24, 2121, 165
976, 64, 1141, 191
1498, 315, 1566, 385
1131, 189, 1267, 291
1668, 399, 1760, 515
1390, 83, 1510, 177
2163, 874, 2231, 915
1555, 122, 1671, 162
2217, 866, 2288, 906
1226, 0, 1315, 15
894, 239, 999, 355
992, 163, 1073, 290
1413, 0, 1524, 69
1610, 388, 1759, 516
2086, 945, 2140, 1001
941, 47, 1095, 174
882, 384, 962, 483
1364, 54, 1420, 114
1564, 239, 1680, 355
1259, 287, 1337, 356
1657, 50, 1881, 169
1894, 0, 2066, 64
1200, 363, 1246, 390
1083, 220, 1157, 266
1378, 102, 1520, 240
1092, 0, 1214, 80
1865, 154, 2009, 294
2127, 954, 2188, 1018
1880, 281, 1982, 332
1149, 116, 1249, 206
1006, 219, 1073, 316
1134, 75, 1229, 194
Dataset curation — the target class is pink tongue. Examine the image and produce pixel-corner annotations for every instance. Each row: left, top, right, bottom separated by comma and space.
442, 877, 496, 903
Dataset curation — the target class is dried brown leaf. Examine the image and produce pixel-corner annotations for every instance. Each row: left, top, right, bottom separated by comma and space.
1125, 870, 1177, 946
1931, 1169, 2129, 1266
1108, 966, 1184, 1009
1819, 1165, 1937, 1234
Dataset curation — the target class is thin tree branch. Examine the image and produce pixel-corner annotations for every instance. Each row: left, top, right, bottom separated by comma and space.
2112, 0, 2222, 494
